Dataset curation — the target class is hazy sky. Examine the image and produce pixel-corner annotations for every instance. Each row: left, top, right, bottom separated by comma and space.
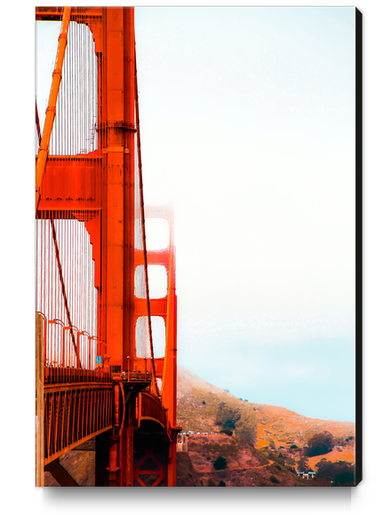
134, 7, 356, 422
36, 7, 356, 422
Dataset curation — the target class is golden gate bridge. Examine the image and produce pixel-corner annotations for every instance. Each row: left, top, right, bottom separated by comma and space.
35, 6, 180, 487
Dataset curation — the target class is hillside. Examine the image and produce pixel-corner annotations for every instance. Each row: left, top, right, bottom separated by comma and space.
177, 366, 356, 486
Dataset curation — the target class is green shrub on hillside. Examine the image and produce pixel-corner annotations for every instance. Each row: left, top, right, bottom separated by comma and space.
268, 451, 279, 460
213, 456, 228, 470
220, 428, 233, 436
315, 460, 355, 486
304, 431, 335, 457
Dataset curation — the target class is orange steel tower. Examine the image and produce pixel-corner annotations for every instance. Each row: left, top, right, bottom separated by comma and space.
35, 6, 180, 487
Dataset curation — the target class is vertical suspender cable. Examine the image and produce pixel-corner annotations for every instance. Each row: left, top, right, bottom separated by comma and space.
50, 217, 80, 368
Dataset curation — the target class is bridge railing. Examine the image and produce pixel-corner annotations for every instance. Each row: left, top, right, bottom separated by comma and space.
37, 312, 111, 384
44, 382, 113, 464
139, 392, 167, 430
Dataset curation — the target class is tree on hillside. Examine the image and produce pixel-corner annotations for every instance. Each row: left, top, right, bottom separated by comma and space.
235, 407, 257, 444
315, 460, 355, 486
215, 402, 241, 430
298, 456, 309, 472
304, 431, 335, 457
213, 456, 228, 470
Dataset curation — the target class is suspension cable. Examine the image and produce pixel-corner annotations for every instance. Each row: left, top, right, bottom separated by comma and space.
36, 6, 72, 213
134, 42, 158, 396
35, 97, 42, 147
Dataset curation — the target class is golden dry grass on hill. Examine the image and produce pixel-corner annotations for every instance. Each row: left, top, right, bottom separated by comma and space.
255, 405, 354, 454
177, 366, 356, 484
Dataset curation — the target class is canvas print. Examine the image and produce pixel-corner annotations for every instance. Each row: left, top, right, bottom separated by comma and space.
35, 6, 361, 487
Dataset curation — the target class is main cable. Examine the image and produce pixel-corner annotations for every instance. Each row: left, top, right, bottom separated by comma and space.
134, 41, 158, 396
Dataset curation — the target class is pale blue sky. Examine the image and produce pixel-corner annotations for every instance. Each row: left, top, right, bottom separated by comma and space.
35, 7, 356, 422
134, 7, 356, 422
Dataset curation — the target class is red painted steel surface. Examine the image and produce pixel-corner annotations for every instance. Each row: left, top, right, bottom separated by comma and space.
35, 6, 180, 486
44, 384, 113, 465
